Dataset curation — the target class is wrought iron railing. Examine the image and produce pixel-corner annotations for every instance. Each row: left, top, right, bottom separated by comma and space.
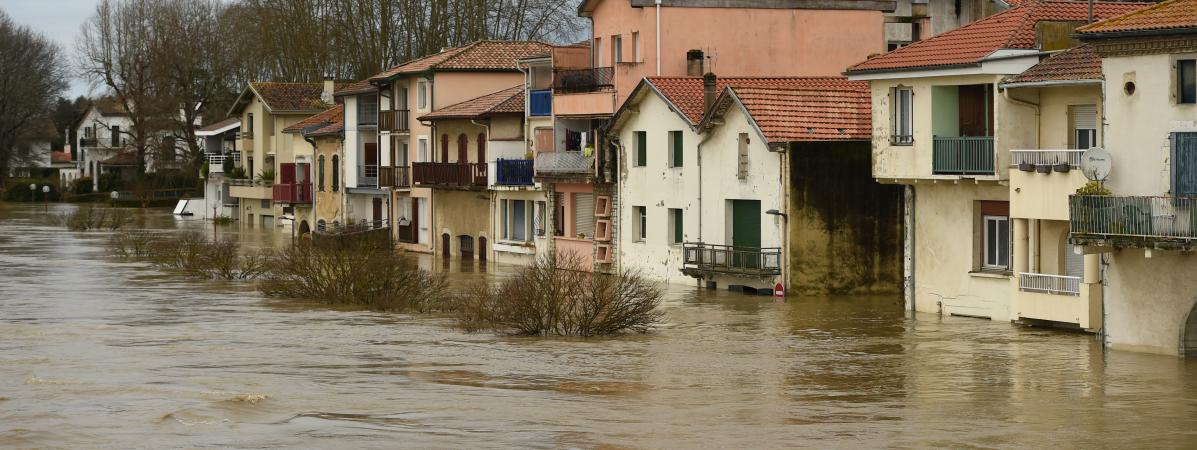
496, 159, 534, 186
681, 242, 782, 277
412, 162, 487, 186
529, 89, 552, 116
379, 109, 410, 132
1010, 149, 1084, 168
553, 67, 614, 93
933, 136, 995, 175
534, 151, 593, 175
1018, 272, 1080, 296
1070, 195, 1197, 242
317, 218, 390, 235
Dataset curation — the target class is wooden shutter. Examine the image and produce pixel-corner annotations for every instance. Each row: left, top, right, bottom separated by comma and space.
535, 128, 553, 152
636, 131, 647, 166
672, 131, 683, 167
1173, 132, 1197, 196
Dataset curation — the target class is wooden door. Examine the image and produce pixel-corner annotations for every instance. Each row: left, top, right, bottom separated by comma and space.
410, 198, 420, 243
441, 233, 451, 259
477, 133, 487, 162
372, 198, 383, 223
440, 134, 449, 162
457, 134, 468, 162
958, 84, 991, 137
364, 143, 378, 166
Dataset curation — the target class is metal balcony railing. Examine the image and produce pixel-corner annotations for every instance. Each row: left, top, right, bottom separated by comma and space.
379, 109, 410, 132
358, 164, 379, 187
412, 162, 487, 186
496, 159, 534, 186
1010, 149, 1084, 168
529, 89, 552, 116
680, 242, 782, 277
933, 136, 995, 175
204, 153, 241, 173
1018, 272, 1080, 296
534, 151, 593, 176
1070, 195, 1197, 244
317, 218, 390, 236
553, 67, 614, 93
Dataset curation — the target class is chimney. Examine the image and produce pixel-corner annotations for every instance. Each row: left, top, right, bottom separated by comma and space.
687, 49, 704, 77
703, 72, 717, 114
322, 76, 335, 102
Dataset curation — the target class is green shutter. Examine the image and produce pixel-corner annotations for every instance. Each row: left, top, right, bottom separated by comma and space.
636, 131, 647, 166
672, 131, 683, 167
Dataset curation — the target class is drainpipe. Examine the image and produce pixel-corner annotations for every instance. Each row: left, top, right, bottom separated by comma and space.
655, 0, 662, 76
695, 126, 714, 246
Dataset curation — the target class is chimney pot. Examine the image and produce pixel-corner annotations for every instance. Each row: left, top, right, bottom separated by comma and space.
687, 49, 705, 77
703, 72, 717, 114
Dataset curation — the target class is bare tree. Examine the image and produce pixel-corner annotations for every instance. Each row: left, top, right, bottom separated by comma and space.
0, 9, 67, 187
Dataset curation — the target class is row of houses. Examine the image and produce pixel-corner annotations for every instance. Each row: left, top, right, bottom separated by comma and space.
197, 0, 1197, 357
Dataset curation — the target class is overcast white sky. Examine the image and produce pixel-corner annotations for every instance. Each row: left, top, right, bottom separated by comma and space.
2, 0, 100, 98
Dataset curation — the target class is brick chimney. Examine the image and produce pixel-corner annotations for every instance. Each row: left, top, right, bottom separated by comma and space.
687, 49, 704, 77
703, 72, 717, 114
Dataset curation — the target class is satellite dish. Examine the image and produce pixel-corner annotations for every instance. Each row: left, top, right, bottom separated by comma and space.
1080, 147, 1112, 181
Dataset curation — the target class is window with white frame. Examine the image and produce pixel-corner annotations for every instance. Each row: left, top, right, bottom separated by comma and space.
893, 87, 913, 145
612, 35, 623, 64
500, 199, 533, 242
982, 215, 1010, 270
1070, 104, 1097, 150
634, 206, 647, 242
417, 80, 429, 111
417, 137, 429, 162
632, 32, 641, 62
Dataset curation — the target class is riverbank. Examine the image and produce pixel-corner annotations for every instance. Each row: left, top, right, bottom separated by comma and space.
2, 203, 1196, 449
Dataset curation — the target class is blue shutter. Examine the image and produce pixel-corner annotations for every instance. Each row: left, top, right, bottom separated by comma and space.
1173, 132, 1197, 196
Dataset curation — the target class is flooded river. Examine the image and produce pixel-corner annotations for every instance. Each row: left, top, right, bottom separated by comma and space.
1, 203, 1196, 449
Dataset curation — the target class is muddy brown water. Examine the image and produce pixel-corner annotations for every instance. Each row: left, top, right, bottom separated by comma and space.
1, 203, 1196, 449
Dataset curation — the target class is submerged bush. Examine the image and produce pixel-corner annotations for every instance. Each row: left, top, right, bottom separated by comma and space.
108, 230, 268, 280
455, 252, 664, 337
60, 206, 132, 231
258, 235, 448, 312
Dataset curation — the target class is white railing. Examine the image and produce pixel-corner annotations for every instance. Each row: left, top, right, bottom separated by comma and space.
1018, 272, 1080, 296
205, 153, 241, 173
1010, 149, 1084, 168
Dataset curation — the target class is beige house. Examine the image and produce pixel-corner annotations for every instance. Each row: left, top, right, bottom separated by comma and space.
1071, 0, 1197, 356
845, 1, 1144, 320
227, 81, 338, 232
281, 104, 345, 233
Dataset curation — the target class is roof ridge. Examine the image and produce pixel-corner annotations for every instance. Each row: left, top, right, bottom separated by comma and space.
1077, 0, 1194, 33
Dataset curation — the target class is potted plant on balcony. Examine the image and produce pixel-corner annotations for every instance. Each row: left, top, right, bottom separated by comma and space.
1053, 159, 1071, 173
256, 168, 275, 186
1018, 161, 1034, 172
1073, 181, 1112, 235
1035, 163, 1052, 174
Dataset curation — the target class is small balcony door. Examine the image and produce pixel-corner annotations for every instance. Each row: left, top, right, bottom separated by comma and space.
958, 84, 993, 137
457, 134, 468, 163
730, 200, 761, 269
364, 143, 378, 167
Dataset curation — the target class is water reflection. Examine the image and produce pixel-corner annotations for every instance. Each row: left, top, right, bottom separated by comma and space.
1, 203, 1196, 449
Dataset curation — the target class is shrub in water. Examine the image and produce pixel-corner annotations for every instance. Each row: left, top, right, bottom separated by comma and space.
60, 206, 132, 231
455, 252, 664, 337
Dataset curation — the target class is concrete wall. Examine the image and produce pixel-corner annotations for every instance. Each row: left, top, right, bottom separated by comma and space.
911, 182, 1011, 320
1105, 250, 1197, 356
433, 189, 492, 258
788, 142, 904, 294
430, 120, 488, 163
313, 135, 343, 225
590, 0, 886, 104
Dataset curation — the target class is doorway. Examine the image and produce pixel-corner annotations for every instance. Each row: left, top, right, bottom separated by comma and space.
730, 200, 761, 268
1184, 302, 1197, 357
372, 198, 383, 225
441, 233, 451, 259
459, 235, 474, 259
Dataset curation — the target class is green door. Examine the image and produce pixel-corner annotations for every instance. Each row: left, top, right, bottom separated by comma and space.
731, 200, 761, 268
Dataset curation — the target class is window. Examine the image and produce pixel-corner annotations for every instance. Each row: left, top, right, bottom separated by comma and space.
500, 199, 531, 242
612, 35, 623, 64
553, 192, 565, 236
1070, 104, 1098, 150
331, 155, 340, 191
574, 193, 594, 238
417, 80, 429, 111
318, 155, 325, 191
669, 208, 683, 245
1172, 132, 1197, 196
1179, 59, 1196, 104
893, 87, 913, 145
982, 215, 1010, 270
594, 37, 603, 66
668, 130, 683, 167
632, 32, 641, 62
737, 133, 749, 179
634, 131, 647, 166
111, 125, 120, 147
247, 113, 253, 133
417, 137, 428, 162
535, 201, 546, 236
260, 199, 270, 209
359, 94, 378, 126
634, 206, 647, 242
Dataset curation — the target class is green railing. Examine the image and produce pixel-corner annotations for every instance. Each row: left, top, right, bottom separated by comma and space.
933, 136, 994, 175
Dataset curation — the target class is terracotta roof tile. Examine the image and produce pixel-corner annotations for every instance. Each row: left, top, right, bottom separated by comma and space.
1002, 44, 1103, 85
282, 104, 344, 135
251, 82, 337, 112
1078, 0, 1197, 34
726, 87, 872, 142
334, 79, 377, 97
51, 151, 72, 163
198, 117, 240, 133
370, 41, 552, 81
647, 76, 867, 124
845, 1, 1147, 74
417, 85, 525, 121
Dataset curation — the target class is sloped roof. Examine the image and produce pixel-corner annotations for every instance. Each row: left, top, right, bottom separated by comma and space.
845, 1, 1147, 74
1077, 0, 1197, 35
197, 117, 240, 134
370, 41, 553, 81
644, 76, 868, 124
282, 104, 344, 136
51, 151, 72, 163
333, 79, 377, 97
418, 85, 525, 121
93, 98, 130, 116
728, 87, 871, 142
251, 82, 331, 112
1001, 44, 1103, 86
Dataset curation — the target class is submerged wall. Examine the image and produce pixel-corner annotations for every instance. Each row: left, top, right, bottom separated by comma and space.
787, 143, 904, 295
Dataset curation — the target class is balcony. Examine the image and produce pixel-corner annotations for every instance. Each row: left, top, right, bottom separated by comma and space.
1009, 150, 1089, 221
933, 136, 994, 176
359, 164, 379, 187
529, 89, 552, 117
553, 67, 614, 93
534, 151, 593, 178
1018, 272, 1080, 296
317, 218, 390, 236
553, 91, 615, 117
680, 243, 782, 278
379, 109, 410, 132
412, 162, 487, 187
1014, 272, 1101, 330
1010, 150, 1083, 171
1070, 195, 1197, 249
392, 166, 410, 188
272, 183, 312, 204
495, 159, 534, 186
204, 153, 241, 174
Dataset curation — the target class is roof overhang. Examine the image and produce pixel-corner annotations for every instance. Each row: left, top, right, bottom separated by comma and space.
582, 0, 896, 15
610, 79, 698, 133
847, 50, 1041, 81
196, 121, 241, 136
1078, 27, 1197, 41
999, 79, 1102, 89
